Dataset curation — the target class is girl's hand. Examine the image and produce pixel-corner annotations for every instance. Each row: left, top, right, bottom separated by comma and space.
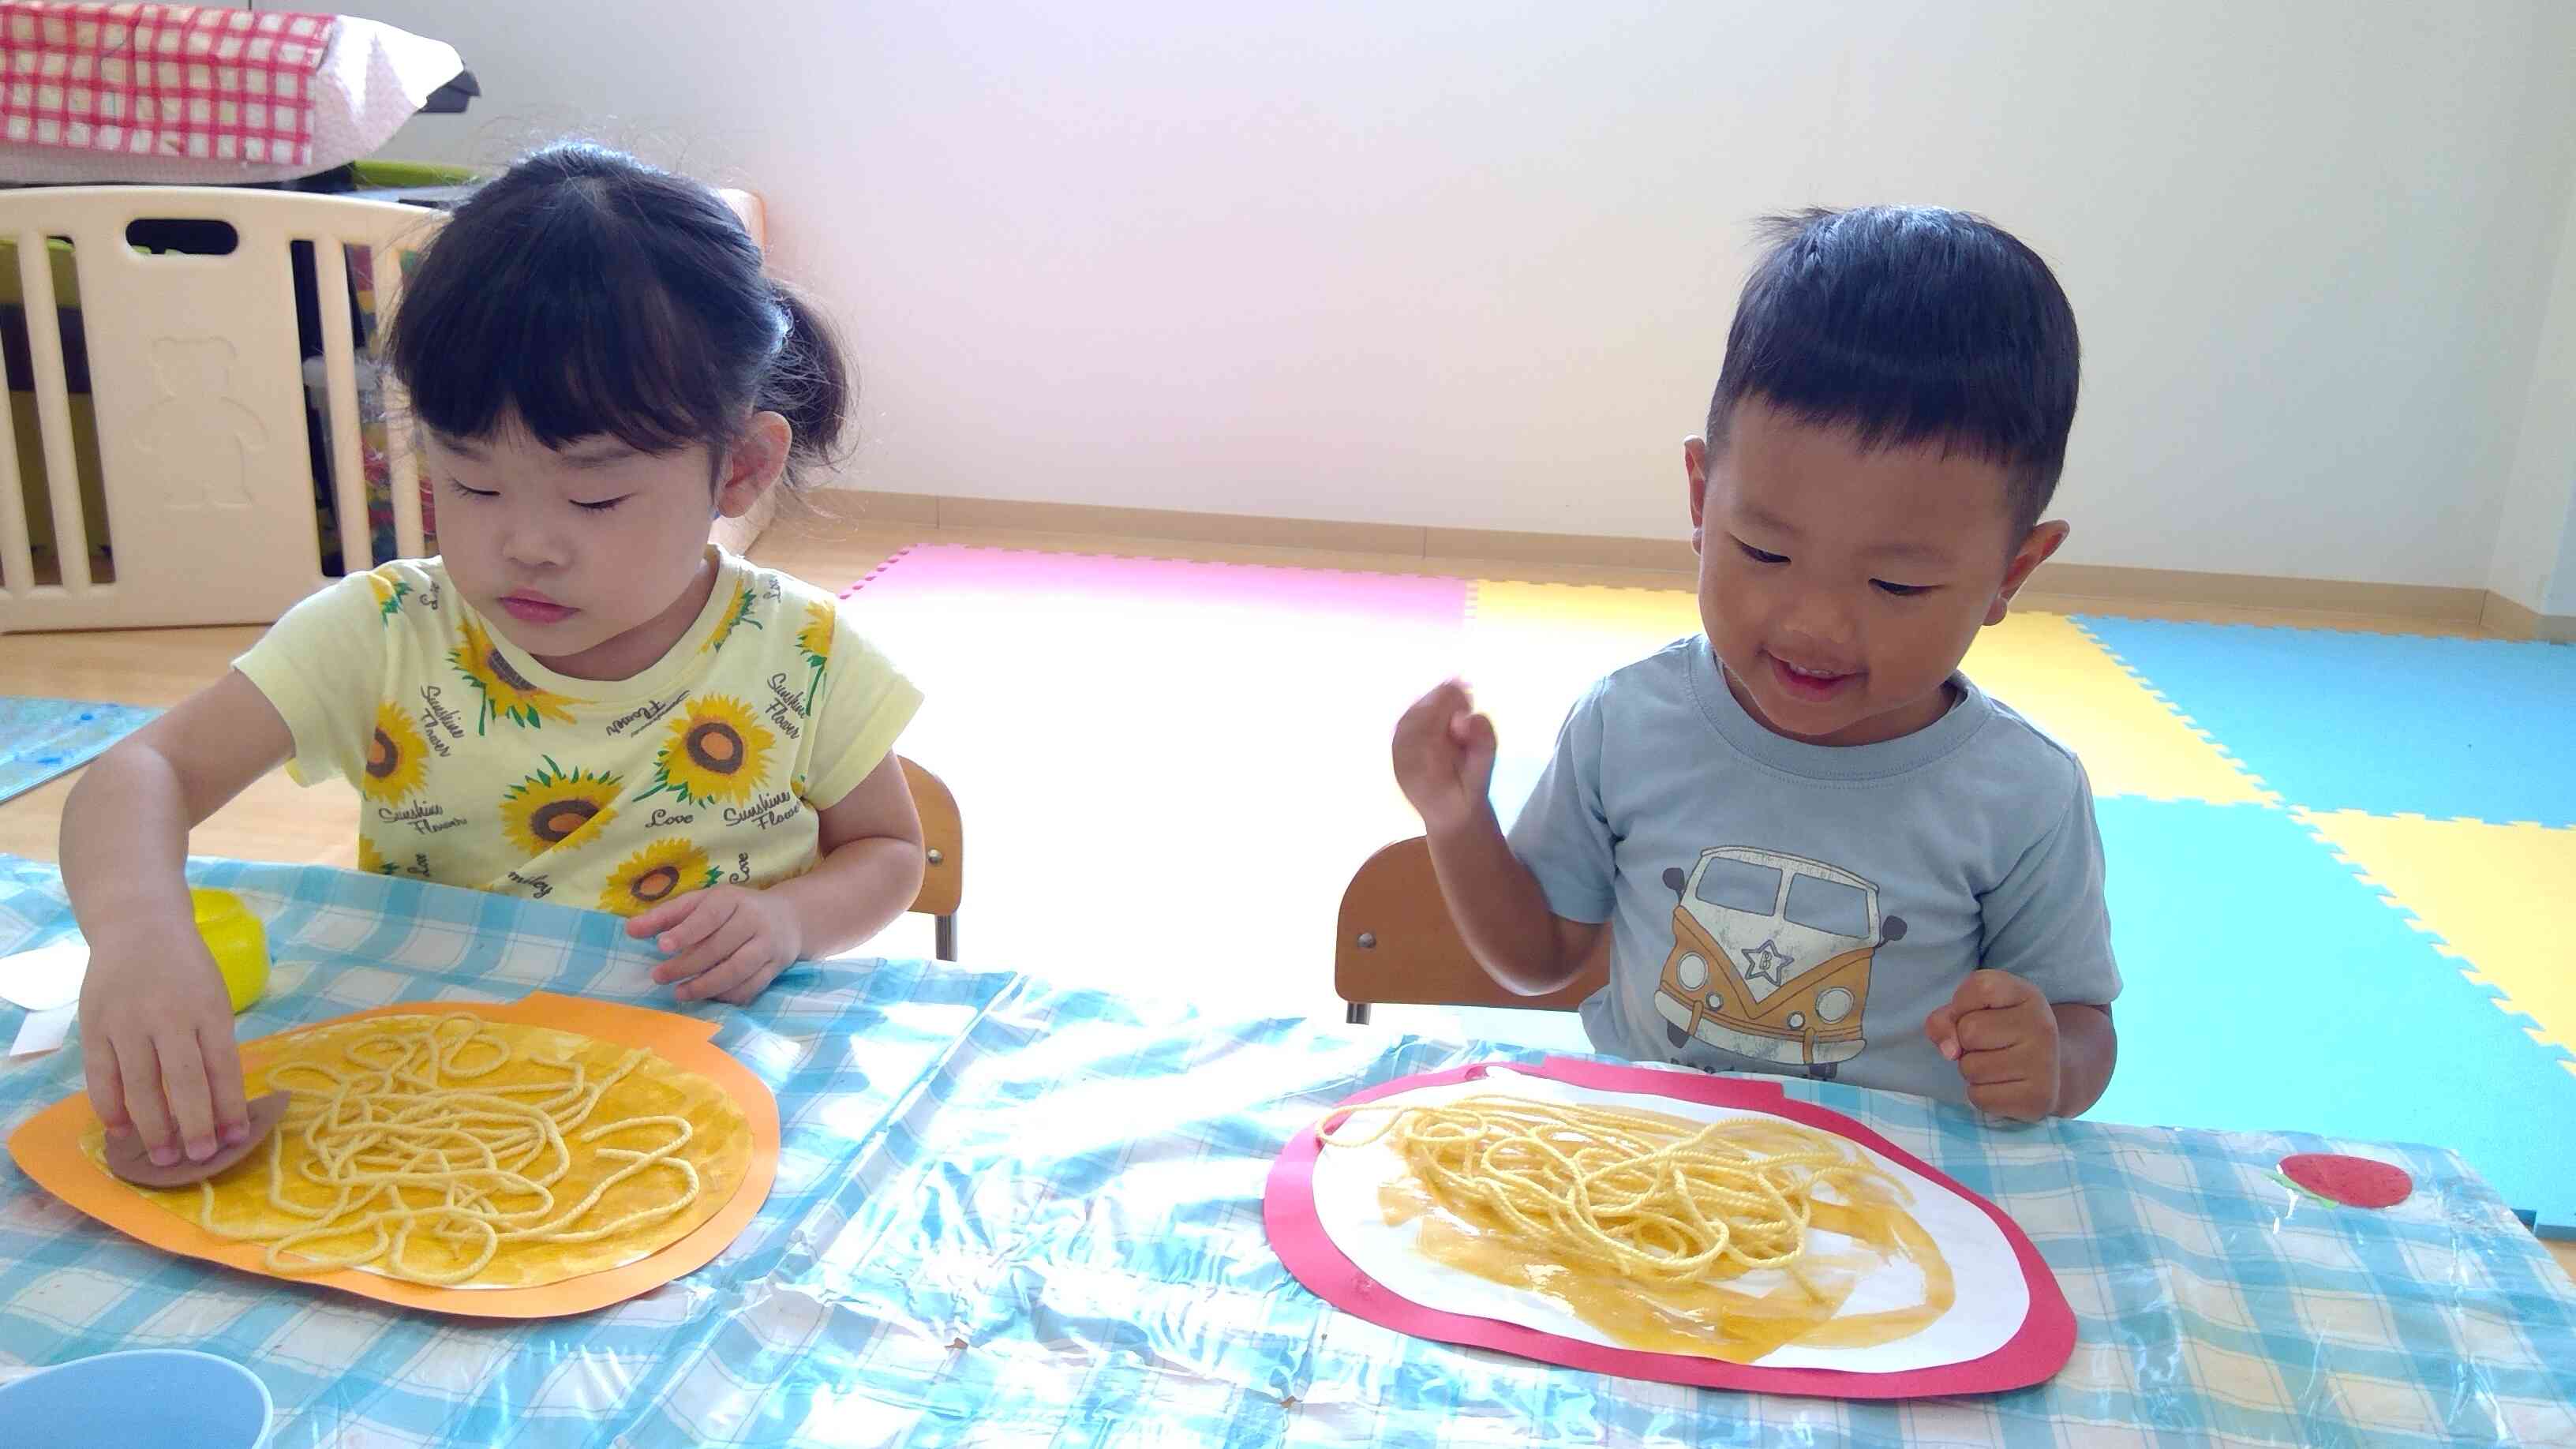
77, 926, 252, 1167
59, 669, 286, 1165
629, 886, 807, 1005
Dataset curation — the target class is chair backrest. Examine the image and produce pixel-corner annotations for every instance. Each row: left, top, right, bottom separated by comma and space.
1335, 835, 1609, 1013
900, 756, 964, 919
0, 186, 437, 631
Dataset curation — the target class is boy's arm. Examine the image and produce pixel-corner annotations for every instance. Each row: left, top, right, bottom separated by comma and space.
2053, 1002, 2115, 1116
1424, 802, 1604, 996
1928, 758, 2121, 1119
1923, 975, 2116, 1119
1395, 682, 1604, 996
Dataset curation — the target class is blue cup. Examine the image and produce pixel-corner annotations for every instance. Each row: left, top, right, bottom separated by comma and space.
0, 1348, 271, 1447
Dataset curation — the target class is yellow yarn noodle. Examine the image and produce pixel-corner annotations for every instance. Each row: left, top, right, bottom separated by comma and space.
1320, 1092, 1898, 1279
1320, 1092, 1953, 1361
193, 1013, 701, 1286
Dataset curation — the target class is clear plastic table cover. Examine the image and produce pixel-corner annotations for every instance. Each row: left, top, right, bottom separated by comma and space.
3, 857, 2572, 1447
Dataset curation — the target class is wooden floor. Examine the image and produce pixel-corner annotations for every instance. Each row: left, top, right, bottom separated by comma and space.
6, 507, 2568, 1279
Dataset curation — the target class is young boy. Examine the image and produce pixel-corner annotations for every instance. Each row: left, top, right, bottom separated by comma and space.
1393, 206, 2115, 1120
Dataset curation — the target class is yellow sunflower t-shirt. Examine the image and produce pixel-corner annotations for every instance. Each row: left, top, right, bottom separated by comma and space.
234, 549, 921, 916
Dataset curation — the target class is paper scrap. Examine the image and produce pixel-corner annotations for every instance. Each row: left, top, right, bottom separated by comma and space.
0, 939, 88, 1013
10, 1005, 74, 1057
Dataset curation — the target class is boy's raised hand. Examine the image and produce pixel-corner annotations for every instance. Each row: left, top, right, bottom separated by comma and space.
1922, 968, 2060, 1121
1393, 680, 1500, 833
79, 927, 252, 1169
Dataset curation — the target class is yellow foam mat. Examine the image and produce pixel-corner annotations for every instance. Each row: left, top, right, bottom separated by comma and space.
1463, 582, 1705, 764
1962, 615, 2271, 804
1466, 588, 2267, 806
2297, 809, 2576, 1072
1469, 580, 1705, 642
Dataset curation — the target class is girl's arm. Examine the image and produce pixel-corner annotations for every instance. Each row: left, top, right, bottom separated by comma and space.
771, 752, 927, 958
635, 753, 926, 1003
65, 671, 294, 1166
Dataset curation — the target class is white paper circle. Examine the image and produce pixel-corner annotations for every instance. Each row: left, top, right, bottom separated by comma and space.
1308, 1068, 2029, 1372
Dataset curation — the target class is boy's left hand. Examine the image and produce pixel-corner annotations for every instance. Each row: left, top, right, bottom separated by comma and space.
627, 886, 807, 1005
1922, 969, 2059, 1121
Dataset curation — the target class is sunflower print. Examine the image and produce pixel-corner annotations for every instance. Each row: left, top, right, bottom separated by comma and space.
359, 702, 429, 803
356, 835, 397, 875
599, 837, 721, 915
369, 570, 412, 624
794, 600, 833, 668
702, 582, 762, 653
451, 616, 582, 732
499, 758, 622, 856
635, 695, 776, 806
793, 598, 833, 706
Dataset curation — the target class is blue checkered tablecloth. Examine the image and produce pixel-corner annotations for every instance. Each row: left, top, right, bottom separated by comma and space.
4, 856, 2574, 1447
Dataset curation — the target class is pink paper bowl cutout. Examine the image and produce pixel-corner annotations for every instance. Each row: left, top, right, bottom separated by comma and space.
1264, 1058, 2076, 1398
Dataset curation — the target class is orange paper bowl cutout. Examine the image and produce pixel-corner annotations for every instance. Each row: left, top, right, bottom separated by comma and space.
6, 993, 780, 1320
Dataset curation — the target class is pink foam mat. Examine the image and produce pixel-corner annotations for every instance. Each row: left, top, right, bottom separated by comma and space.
844, 544, 1470, 623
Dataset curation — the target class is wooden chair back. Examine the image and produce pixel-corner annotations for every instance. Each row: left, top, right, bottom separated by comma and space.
899, 756, 962, 960
1334, 835, 1608, 1023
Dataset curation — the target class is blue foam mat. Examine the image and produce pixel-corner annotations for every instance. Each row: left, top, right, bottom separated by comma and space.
1495, 740, 2573, 1226
0, 698, 159, 804
2076, 616, 2576, 826
2090, 797, 2576, 1231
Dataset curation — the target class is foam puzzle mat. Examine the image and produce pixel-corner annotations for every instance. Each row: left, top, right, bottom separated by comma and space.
848, 545, 2576, 1232
0, 698, 160, 805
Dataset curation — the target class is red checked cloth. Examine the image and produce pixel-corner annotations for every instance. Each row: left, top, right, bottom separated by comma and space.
0, 3, 335, 167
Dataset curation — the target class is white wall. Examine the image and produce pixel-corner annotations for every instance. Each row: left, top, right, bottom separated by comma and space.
2491, 164, 2576, 616
362, 1, 2576, 591
2554, 503, 2576, 618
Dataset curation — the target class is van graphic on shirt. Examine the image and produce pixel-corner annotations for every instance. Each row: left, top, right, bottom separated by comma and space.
1652, 847, 1907, 1079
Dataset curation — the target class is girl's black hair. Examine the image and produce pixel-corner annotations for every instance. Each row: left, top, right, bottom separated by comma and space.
387, 142, 850, 487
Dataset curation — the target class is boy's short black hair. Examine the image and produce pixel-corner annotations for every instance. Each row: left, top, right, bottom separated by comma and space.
1705, 206, 2079, 530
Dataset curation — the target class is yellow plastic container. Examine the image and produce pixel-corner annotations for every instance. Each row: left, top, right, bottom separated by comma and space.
189, 888, 268, 1014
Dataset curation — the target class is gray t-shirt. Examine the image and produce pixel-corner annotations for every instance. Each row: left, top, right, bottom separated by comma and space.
1508, 635, 2118, 1103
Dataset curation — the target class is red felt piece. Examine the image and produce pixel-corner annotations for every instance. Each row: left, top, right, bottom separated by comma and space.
2279, 1152, 2413, 1210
